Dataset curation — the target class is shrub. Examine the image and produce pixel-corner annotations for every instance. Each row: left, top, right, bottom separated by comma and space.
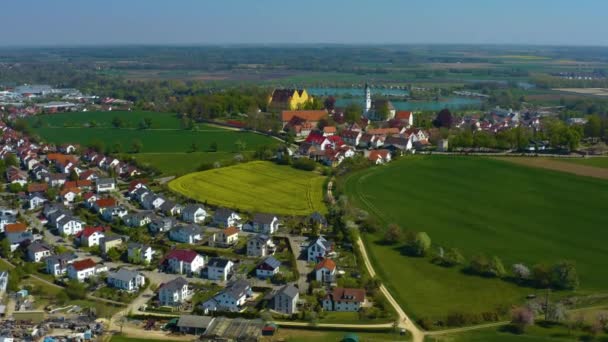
292, 158, 317, 171
417, 317, 434, 330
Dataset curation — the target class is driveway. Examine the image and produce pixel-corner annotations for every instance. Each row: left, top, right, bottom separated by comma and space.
279, 234, 311, 294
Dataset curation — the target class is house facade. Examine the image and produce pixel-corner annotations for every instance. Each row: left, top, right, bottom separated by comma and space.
107, 269, 146, 292
273, 284, 299, 314
322, 287, 365, 312
158, 277, 191, 307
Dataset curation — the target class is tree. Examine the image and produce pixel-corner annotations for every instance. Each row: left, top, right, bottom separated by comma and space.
546, 303, 567, 322
512, 263, 531, 283
111, 116, 124, 128
131, 139, 143, 153
324, 96, 336, 111
88, 139, 105, 153
469, 254, 490, 276
584, 115, 602, 137
511, 306, 534, 333
383, 224, 402, 244
0, 239, 10, 258
433, 109, 454, 128
344, 103, 362, 123
532, 263, 552, 288
404, 232, 431, 256
443, 247, 465, 266
111, 142, 122, 154
66, 280, 87, 300
488, 256, 507, 278
106, 248, 121, 262
376, 101, 390, 120
234, 139, 246, 152
4, 154, 18, 168
209, 141, 218, 152
551, 261, 579, 290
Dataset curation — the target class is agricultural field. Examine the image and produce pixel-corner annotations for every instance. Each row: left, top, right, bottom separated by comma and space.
265, 328, 409, 342
556, 157, 608, 169
428, 323, 608, 341
343, 156, 608, 321
26, 111, 278, 175
169, 161, 326, 216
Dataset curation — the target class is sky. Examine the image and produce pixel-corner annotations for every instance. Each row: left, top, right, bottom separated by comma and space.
2, 0, 607, 46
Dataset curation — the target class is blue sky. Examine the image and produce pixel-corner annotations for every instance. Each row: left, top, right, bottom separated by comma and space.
2, 0, 606, 46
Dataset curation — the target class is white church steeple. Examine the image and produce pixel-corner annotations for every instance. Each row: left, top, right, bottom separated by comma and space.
364, 83, 371, 113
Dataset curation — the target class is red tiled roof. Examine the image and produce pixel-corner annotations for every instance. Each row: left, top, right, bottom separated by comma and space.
366, 128, 400, 135
223, 226, 239, 237
71, 258, 96, 271
76, 226, 107, 238
305, 131, 327, 145
323, 126, 337, 134
27, 183, 48, 193
282, 110, 328, 123
328, 287, 365, 303
5, 222, 27, 233
315, 258, 336, 271
166, 249, 199, 263
395, 111, 413, 121
95, 198, 116, 208
368, 149, 390, 161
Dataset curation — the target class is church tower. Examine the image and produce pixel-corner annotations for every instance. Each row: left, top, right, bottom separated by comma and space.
364, 83, 371, 113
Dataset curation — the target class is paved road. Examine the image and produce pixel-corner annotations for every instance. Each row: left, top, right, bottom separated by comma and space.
279, 234, 310, 294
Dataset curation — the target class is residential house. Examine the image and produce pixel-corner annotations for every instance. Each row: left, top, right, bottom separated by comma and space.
101, 205, 128, 222
60, 188, 80, 205
256, 256, 281, 279
246, 234, 275, 258
366, 149, 392, 165
56, 215, 83, 236
163, 249, 205, 276
67, 258, 107, 282
5, 223, 33, 250
169, 225, 203, 244
0, 209, 16, 233
142, 194, 165, 211
211, 227, 239, 248
95, 178, 116, 193
307, 212, 328, 230
182, 204, 207, 224
160, 200, 182, 216
107, 268, 145, 292
28, 192, 47, 210
45, 253, 76, 276
26, 242, 53, 262
281, 109, 327, 129
322, 287, 365, 312
76, 226, 106, 247
127, 243, 154, 264
206, 257, 234, 281
244, 213, 280, 234
394, 110, 414, 127
341, 130, 362, 147
273, 284, 299, 314
307, 236, 333, 262
100, 235, 123, 255
123, 211, 154, 227
92, 198, 116, 214
314, 258, 336, 283
213, 208, 242, 229
201, 279, 252, 313
158, 277, 191, 307
148, 217, 176, 234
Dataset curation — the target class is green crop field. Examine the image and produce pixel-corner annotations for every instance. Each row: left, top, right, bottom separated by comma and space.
26, 111, 277, 175
343, 156, 608, 321
169, 161, 326, 215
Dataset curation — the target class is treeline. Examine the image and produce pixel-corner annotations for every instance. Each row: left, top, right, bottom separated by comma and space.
533, 74, 608, 89
170, 87, 271, 120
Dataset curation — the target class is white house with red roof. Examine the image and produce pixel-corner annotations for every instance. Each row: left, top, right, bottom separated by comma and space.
304, 131, 331, 151
163, 249, 205, 276
315, 258, 337, 283
394, 110, 414, 127
366, 149, 392, 165
76, 226, 107, 247
67, 258, 107, 282
322, 287, 366, 312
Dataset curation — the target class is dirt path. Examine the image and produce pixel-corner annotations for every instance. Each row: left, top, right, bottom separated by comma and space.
494, 157, 608, 180
356, 239, 424, 342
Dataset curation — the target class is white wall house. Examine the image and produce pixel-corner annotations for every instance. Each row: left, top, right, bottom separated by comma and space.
158, 277, 191, 306
107, 269, 146, 292
164, 250, 205, 276
206, 258, 234, 281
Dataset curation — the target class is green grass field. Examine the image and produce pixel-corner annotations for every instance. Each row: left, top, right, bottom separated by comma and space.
27, 111, 277, 175
169, 161, 326, 215
557, 157, 608, 169
428, 324, 608, 341
274, 329, 409, 342
344, 156, 608, 321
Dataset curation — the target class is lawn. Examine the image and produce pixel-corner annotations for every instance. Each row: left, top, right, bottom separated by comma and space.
343, 156, 608, 321
26, 111, 278, 175
428, 324, 608, 341
267, 328, 409, 342
557, 157, 608, 169
169, 161, 326, 216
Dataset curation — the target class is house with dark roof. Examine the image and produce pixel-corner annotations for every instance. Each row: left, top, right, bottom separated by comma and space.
177, 315, 215, 335
107, 268, 145, 292
160, 200, 182, 216
273, 284, 299, 314
213, 208, 242, 229
182, 204, 207, 224
95, 178, 116, 193
149, 216, 176, 234
28, 192, 47, 210
322, 287, 365, 312
247, 234, 275, 257
158, 277, 191, 306
169, 225, 203, 244
201, 279, 252, 313
127, 243, 154, 264
206, 257, 234, 281
26, 242, 53, 262
244, 213, 280, 234
122, 211, 154, 227
46, 253, 76, 276
307, 236, 333, 262
256, 256, 281, 279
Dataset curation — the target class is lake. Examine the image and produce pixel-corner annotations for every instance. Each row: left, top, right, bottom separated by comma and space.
335, 97, 481, 111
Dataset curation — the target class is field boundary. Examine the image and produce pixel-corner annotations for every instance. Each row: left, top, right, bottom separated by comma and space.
494, 157, 608, 180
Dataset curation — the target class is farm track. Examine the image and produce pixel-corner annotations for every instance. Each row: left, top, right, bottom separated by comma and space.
495, 157, 608, 180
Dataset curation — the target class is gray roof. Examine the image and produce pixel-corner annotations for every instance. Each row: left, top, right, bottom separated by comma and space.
108, 268, 141, 282
260, 256, 281, 269
27, 242, 52, 253
276, 284, 299, 299
96, 178, 115, 186
207, 257, 231, 269
224, 279, 250, 300
102, 235, 123, 243
253, 213, 276, 224
214, 208, 235, 221
56, 215, 80, 227
160, 200, 181, 211
249, 234, 271, 244
127, 242, 150, 250
183, 204, 205, 214
177, 315, 214, 329
174, 224, 203, 236
159, 277, 188, 292
46, 252, 76, 264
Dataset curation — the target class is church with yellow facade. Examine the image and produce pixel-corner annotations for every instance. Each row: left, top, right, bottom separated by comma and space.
268, 88, 312, 111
